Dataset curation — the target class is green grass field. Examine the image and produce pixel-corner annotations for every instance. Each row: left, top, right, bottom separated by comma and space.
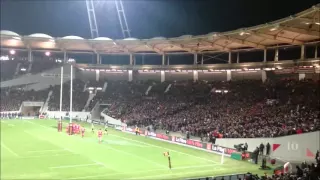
1, 119, 269, 180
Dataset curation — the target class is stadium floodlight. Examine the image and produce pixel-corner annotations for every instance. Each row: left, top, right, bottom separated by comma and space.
276, 66, 283, 69
45, 51, 51, 56
12, 36, 21, 40
239, 31, 250, 36
9, 50, 16, 55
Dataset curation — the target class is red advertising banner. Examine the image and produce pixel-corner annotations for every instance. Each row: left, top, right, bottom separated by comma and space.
206, 143, 212, 150
156, 133, 169, 140
186, 139, 203, 148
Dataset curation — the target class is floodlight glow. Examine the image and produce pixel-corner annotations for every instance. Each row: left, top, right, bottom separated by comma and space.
270, 27, 278, 31
315, 22, 320, 25
239, 32, 250, 36
12, 36, 21, 40
45, 51, 50, 56
9, 50, 16, 55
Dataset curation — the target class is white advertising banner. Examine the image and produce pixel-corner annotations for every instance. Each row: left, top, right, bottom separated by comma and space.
23, 101, 44, 107
215, 131, 320, 162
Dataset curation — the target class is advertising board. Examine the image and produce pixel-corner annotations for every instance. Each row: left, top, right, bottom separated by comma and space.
186, 139, 203, 148
215, 131, 320, 162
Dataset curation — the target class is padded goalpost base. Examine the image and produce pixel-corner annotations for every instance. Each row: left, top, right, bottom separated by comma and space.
68, 123, 73, 135
57, 120, 62, 132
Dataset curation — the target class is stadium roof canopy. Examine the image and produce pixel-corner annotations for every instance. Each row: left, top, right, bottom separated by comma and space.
1, 4, 319, 55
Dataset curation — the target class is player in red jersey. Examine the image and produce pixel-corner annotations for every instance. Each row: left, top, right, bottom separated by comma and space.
81, 127, 85, 138
72, 123, 76, 134
76, 124, 80, 134
97, 129, 103, 143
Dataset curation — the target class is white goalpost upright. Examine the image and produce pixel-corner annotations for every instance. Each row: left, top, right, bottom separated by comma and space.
57, 66, 64, 132
69, 65, 73, 125
220, 150, 225, 164
59, 67, 63, 116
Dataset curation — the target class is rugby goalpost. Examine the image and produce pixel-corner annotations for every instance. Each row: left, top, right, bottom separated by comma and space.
57, 65, 73, 135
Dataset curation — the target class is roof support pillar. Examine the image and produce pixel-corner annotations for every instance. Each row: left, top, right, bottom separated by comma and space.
263, 49, 267, 63
236, 52, 240, 63
162, 54, 165, 65
142, 54, 145, 65
63, 51, 67, 63
160, 70, 165, 82
28, 49, 33, 62
262, 70, 267, 83
128, 70, 133, 82
301, 44, 305, 60
274, 48, 279, 62
315, 45, 318, 59
201, 55, 204, 65
95, 70, 100, 81
96, 53, 100, 64
167, 56, 170, 65
193, 53, 198, 65
193, 70, 198, 82
129, 54, 133, 65
228, 51, 232, 64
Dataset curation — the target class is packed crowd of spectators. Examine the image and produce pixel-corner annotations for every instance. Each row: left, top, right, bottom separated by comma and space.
260, 160, 320, 180
0, 88, 49, 111
48, 79, 88, 111
106, 79, 320, 138
0, 77, 319, 138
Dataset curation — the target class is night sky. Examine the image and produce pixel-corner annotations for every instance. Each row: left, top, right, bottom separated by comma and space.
1, 0, 319, 39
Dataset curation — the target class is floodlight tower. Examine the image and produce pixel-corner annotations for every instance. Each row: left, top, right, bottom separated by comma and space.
115, 0, 131, 38
86, 0, 99, 38
85, 0, 131, 39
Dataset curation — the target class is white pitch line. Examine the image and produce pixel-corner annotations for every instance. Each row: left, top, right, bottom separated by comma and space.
22, 123, 118, 173
105, 145, 168, 169
1, 142, 19, 157
28, 149, 66, 153
64, 148, 119, 172
50, 163, 100, 169
19, 153, 73, 159
25, 121, 212, 174
110, 134, 218, 164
